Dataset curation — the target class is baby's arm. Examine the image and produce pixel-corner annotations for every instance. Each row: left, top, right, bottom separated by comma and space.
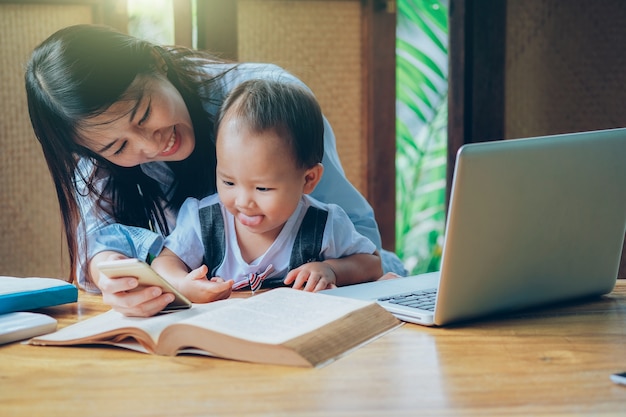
325, 251, 382, 286
284, 251, 382, 292
151, 248, 234, 303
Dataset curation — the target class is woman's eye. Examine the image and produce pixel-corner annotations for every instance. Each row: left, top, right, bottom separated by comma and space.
138, 104, 151, 126
113, 142, 127, 155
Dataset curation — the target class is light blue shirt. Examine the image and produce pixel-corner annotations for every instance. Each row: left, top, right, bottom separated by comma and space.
75, 62, 383, 291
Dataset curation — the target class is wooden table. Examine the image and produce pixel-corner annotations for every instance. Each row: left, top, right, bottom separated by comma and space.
2, 281, 626, 416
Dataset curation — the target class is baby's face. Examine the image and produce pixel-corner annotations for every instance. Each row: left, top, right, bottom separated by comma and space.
215, 116, 318, 242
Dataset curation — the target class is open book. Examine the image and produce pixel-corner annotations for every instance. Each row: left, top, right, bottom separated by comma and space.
29, 288, 401, 367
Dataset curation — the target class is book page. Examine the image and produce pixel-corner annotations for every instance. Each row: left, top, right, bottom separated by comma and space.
178, 288, 374, 345
30, 298, 241, 348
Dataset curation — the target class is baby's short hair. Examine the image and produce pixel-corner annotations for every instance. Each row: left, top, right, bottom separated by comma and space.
216, 78, 324, 168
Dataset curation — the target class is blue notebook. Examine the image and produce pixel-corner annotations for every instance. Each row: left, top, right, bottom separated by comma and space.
0, 276, 78, 314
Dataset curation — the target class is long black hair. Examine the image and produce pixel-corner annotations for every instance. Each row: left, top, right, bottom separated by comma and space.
25, 24, 225, 281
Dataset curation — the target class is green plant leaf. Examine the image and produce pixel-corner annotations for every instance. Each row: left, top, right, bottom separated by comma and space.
395, 0, 448, 274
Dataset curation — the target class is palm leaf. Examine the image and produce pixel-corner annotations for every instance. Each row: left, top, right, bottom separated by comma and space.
396, 0, 448, 274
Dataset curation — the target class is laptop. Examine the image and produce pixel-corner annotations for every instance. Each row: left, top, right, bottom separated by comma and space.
321, 128, 626, 326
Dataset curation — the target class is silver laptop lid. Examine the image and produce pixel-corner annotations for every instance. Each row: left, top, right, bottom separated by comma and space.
434, 128, 626, 325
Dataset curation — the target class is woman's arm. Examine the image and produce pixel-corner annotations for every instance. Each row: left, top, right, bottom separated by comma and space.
74, 159, 175, 316
311, 117, 382, 248
74, 158, 167, 291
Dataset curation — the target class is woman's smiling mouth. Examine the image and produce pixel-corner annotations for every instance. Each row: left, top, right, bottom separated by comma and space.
160, 127, 180, 156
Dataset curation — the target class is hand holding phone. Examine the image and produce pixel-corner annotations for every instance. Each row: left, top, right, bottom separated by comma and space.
97, 258, 192, 312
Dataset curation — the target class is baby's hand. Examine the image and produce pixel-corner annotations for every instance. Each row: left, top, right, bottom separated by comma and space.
284, 262, 337, 292
180, 265, 234, 303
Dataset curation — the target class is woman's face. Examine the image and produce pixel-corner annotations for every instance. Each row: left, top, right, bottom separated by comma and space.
80, 73, 195, 167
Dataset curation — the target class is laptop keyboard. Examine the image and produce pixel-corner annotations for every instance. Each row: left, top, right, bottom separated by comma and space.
377, 288, 438, 311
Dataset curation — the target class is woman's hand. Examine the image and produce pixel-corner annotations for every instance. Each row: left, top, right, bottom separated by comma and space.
90, 251, 174, 317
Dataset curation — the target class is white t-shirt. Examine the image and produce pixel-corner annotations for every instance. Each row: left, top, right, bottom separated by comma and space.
164, 194, 376, 288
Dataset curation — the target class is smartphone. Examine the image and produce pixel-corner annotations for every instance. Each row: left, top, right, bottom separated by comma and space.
97, 258, 192, 312
610, 372, 626, 386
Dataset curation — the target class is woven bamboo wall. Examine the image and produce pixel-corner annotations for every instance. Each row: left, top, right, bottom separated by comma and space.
505, 0, 626, 138
237, 0, 366, 194
0, 4, 94, 279
504, 0, 626, 277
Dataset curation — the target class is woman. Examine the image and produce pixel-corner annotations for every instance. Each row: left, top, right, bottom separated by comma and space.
25, 24, 405, 316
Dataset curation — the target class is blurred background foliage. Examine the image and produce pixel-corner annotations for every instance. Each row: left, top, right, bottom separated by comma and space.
396, 0, 449, 274
128, 0, 172, 44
